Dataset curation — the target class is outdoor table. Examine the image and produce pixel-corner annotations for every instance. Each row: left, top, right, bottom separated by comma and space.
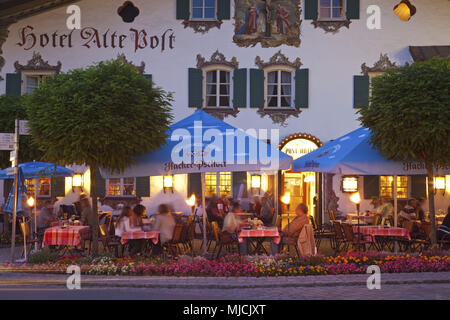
346, 214, 375, 224
352, 225, 411, 241
42, 225, 91, 248
120, 231, 160, 245
238, 227, 280, 254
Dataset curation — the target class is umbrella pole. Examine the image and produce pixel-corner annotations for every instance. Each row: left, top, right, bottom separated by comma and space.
393, 175, 398, 253
34, 188, 37, 251
201, 172, 207, 256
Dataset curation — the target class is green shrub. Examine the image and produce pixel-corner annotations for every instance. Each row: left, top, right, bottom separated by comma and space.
27, 248, 60, 264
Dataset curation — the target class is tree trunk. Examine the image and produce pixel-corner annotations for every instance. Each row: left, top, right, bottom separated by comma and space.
89, 164, 99, 256
425, 161, 437, 246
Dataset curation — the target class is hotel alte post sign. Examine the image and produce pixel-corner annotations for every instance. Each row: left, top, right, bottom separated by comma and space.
279, 133, 322, 161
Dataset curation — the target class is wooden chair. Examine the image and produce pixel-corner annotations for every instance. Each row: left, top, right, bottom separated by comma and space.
331, 221, 347, 253
211, 221, 239, 258
164, 223, 184, 256
342, 223, 373, 251
328, 209, 336, 222
279, 236, 300, 257
309, 215, 335, 251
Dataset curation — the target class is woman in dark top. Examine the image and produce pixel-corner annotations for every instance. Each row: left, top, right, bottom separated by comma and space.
437, 206, 450, 241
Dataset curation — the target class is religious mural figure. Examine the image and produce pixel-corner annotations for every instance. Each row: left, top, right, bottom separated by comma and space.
233, 0, 301, 48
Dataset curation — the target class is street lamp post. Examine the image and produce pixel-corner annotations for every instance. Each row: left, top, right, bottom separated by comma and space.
281, 192, 291, 255
350, 192, 361, 252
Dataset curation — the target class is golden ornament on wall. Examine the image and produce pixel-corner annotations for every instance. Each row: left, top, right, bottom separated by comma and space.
393, 0, 416, 22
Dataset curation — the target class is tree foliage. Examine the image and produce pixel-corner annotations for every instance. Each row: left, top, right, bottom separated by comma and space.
0, 95, 42, 169
358, 56, 450, 165
24, 59, 173, 171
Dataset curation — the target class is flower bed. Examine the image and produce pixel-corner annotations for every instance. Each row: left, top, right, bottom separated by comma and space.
2, 251, 449, 277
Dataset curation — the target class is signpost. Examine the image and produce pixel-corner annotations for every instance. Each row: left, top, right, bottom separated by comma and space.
10, 120, 19, 263
0, 133, 14, 151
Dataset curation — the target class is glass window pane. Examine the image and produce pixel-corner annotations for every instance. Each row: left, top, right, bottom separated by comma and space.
206, 71, 216, 83
193, 0, 203, 8
204, 7, 215, 18
219, 96, 229, 107
268, 96, 278, 107
332, 0, 343, 7
281, 72, 291, 83
207, 84, 216, 94
320, 8, 331, 18
26, 76, 38, 87
268, 71, 277, 84
205, 0, 215, 7
108, 178, 121, 196
219, 84, 229, 95
192, 8, 203, 18
207, 95, 217, 107
268, 85, 277, 95
280, 96, 291, 107
220, 71, 230, 84
321, 0, 332, 6
332, 7, 343, 18
25, 179, 35, 196
281, 85, 291, 96
38, 178, 50, 196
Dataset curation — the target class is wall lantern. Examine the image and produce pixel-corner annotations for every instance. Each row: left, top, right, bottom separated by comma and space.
394, 0, 416, 22
342, 176, 359, 193
72, 173, 83, 192
434, 176, 446, 195
251, 175, 262, 190
163, 175, 174, 193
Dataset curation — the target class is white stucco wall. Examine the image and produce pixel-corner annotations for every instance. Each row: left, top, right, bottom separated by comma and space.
0, 0, 449, 214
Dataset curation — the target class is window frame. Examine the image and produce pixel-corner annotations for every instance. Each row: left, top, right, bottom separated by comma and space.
106, 177, 136, 197
204, 172, 232, 197
190, 0, 217, 21
318, 0, 347, 21
263, 65, 295, 109
379, 176, 408, 199
24, 178, 51, 198
202, 65, 233, 109
20, 70, 55, 95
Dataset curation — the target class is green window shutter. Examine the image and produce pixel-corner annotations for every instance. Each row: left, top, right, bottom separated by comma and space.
411, 176, 427, 199
51, 177, 66, 198
363, 175, 380, 199
189, 68, 203, 108
304, 0, 318, 20
188, 173, 202, 200
136, 176, 150, 197
250, 69, 264, 108
353, 75, 369, 108
91, 168, 105, 197
346, 0, 360, 19
295, 69, 309, 109
233, 68, 247, 108
176, 0, 190, 19
3, 179, 13, 199
144, 74, 152, 87
6, 73, 21, 96
232, 172, 247, 198
217, 0, 230, 20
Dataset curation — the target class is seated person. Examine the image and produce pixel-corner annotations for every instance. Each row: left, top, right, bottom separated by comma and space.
270, 203, 309, 255
206, 195, 224, 228
259, 194, 274, 227
148, 204, 176, 245
114, 206, 135, 237
375, 197, 394, 223
222, 202, 250, 254
416, 197, 426, 222
36, 200, 56, 233
437, 206, 450, 242
399, 198, 417, 228
125, 205, 145, 256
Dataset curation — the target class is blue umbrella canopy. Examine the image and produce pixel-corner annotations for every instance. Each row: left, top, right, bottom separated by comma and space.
0, 161, 73, 180
3, 167, 29, 215
293, 127, 450, 175
101, 109, 292, 178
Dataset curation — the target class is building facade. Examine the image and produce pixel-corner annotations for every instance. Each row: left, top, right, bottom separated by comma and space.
0, 0, 449, 221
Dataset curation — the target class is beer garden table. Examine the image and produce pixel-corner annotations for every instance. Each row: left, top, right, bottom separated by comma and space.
238, 227, 280, 254
120, 231, 160, 245
42, 225, 91, 249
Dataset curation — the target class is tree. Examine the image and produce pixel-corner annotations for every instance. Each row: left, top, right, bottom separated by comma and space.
0, 95, 42, 169
359, 56, 450, 245
24, 59, 173, 255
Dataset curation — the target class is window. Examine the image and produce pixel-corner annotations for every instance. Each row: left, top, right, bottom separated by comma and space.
267, 70, 292, 108
108, 177, 135, 196
191, 0, 216, 20
319, 0, 345, 20
206, 70, 230, 108
24, 75, 49, 94
205, 172, 232, 197
380, 176, 408, 198
25, 178, 50, 197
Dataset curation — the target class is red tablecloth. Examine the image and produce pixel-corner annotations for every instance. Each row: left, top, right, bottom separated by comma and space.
238, 227, 280, 244
43, 226, 91, 248
353, 225, 411, 241
121, 231, 160, 245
